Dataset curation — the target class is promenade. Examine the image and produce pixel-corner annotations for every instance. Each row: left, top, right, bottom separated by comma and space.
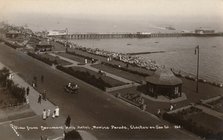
0, 62, 96, 140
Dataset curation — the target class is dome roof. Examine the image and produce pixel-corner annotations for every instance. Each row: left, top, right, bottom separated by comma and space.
145, 68, 182, 86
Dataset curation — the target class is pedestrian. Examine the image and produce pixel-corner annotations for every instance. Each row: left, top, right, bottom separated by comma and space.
65, 115, 71, 127
42, 109, 47, 120
170, 105, 174, 111
26, 87, 30, 96
157, 109, 161, 116
32, 82, 35, 88
55, 106, 59, 117
47, 109, 51, 118
52, 110, 56, 119
38, 94, 42, 104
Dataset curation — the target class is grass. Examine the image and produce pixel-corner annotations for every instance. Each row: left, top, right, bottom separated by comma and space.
57, 52, 88, 63
92, 63, 145, 83
71, 66, 125, 87
40, 53, 72, 66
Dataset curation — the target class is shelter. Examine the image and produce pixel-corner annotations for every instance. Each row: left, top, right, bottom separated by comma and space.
145, 68, 182, 99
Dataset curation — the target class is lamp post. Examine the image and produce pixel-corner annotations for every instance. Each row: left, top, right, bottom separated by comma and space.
195, 45, 199, 93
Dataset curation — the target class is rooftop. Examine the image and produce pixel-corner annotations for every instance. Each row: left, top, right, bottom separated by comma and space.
145, 68, 182, 86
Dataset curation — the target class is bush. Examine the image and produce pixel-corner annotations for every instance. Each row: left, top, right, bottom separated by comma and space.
57, 66, 111, 90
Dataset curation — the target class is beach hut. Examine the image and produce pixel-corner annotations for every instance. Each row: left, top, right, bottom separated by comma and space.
145, 68, 182, 99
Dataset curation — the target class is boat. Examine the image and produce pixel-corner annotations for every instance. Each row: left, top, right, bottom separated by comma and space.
127, 43, 131, 46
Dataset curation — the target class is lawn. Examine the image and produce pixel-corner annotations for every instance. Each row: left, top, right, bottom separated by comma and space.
40, 53, 72, 66
71, 66, 125, 87
57, 52, 91, 64
92, 63, 145, 83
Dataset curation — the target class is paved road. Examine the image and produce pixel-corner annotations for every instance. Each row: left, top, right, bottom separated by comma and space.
0, 44, 198, 139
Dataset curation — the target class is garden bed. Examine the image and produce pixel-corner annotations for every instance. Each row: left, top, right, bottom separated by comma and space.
0, 68, 26, 108
56, 66, 124, 90
27, 52, 71, 66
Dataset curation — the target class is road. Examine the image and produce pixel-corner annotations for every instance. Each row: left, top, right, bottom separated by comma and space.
0, 43, 198, 139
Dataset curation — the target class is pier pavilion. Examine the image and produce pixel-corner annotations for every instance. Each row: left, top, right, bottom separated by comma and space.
145, 68, 182, 99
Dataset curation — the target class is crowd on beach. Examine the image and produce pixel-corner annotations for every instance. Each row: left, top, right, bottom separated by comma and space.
56, 39, 160, 71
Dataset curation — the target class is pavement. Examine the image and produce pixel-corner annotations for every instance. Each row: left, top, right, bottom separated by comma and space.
0, 62, 97, 140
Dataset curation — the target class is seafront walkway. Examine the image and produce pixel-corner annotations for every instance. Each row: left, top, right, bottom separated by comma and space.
0, 62, 96, 140
49, 53, 139, 86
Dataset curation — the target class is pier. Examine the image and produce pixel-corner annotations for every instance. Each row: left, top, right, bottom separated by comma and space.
48, 32, 223, 39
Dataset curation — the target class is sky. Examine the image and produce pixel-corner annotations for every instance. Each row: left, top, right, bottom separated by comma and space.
1, 0, 223, 18
0, 0, 223, 32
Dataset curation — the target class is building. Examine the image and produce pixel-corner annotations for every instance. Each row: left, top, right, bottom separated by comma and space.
145, 68, 182, 99
195, 29, 215, 34
35, 41, 53, 52
6, 30, 21, 38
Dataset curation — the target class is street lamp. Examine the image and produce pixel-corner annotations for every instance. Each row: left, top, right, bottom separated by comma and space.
195, 45, 199, 93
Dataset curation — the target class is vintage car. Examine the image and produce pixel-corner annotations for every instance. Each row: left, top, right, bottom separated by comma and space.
64, 82, 79, 94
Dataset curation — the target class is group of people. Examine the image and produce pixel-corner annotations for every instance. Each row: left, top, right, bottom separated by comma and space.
55, 38, 159, 71
42, 106, 60, 120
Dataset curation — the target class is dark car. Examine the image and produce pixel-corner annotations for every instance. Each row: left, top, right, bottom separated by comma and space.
64, 82, 79, 94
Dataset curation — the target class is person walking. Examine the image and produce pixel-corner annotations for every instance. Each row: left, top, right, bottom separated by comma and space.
47, 109, 51, 118
65, 115, 71, 127
26, 87, 30, 96
38, 94, 42, 104
52, 110, 56, 119
55, 106, 59, 117
42, 109, 47, 120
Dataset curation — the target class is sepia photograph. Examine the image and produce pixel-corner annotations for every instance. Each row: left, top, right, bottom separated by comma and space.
0, 0, 223, 139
